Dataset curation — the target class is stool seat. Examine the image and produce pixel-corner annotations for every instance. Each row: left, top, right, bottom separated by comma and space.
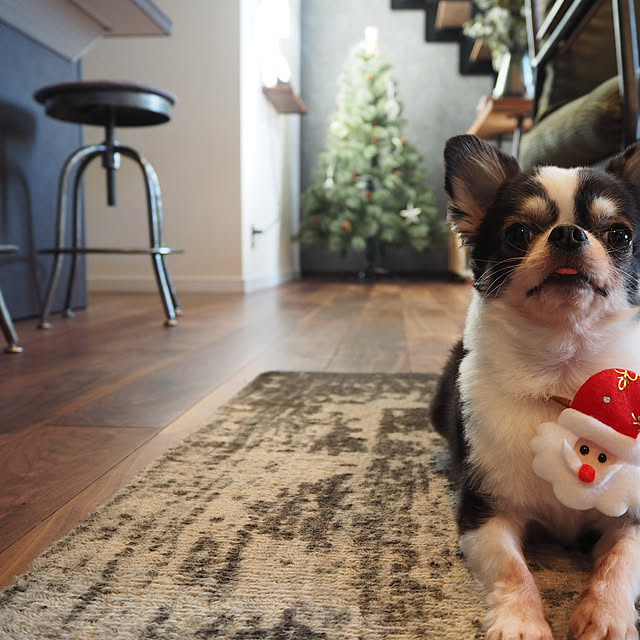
34, 81, 176, 127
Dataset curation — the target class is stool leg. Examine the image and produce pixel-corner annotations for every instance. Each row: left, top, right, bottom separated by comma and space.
145, 160, 182, 316
63, 151, 100, 316
119, 146, 181, 326
39, 145, 104, 329
0, 286, 22, 353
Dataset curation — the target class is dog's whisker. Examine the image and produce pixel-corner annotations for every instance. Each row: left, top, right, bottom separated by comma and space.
472, 256, 523, 266
479, 266, 518, 298
475, 259, 520, 297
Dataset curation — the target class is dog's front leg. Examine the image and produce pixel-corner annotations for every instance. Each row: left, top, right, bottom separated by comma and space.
569, 523, 640, 640
461, 514, 553, 640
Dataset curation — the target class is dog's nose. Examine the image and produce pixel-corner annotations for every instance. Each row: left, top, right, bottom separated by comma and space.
548, 224, 589, 252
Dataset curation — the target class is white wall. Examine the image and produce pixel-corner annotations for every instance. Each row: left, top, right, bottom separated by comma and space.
240, 0, 301, 292
82, 0, 301, 293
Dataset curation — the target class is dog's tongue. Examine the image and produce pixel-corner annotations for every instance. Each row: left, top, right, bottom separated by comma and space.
556, 267, 578, 275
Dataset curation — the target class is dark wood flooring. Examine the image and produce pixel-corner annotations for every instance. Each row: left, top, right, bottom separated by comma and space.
0, 278, 471, 588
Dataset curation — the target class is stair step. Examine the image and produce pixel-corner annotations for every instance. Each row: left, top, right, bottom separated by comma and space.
391, 0, 426, 8
459, 37, 495, 75
435, 0, 471, 29
425, 1, 465, 41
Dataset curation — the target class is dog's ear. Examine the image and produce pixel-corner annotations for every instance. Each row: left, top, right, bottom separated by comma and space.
444, 135, 520, 243
606, 141, 640, 190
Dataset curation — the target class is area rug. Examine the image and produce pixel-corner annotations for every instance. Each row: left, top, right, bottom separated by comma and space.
0, 372, 596, 639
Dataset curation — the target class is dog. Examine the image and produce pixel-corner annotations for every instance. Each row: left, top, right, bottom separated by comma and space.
431, 134, 640, 640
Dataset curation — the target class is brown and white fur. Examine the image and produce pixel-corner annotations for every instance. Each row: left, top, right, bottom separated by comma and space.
431, 135, 640, 640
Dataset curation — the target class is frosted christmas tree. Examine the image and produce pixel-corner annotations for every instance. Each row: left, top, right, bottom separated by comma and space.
297, 27, 441, 274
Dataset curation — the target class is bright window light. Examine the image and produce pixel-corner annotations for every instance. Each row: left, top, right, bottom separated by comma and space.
257, 0, 292, 87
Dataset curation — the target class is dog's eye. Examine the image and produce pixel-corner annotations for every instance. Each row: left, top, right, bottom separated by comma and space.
580, 445, 590, 455
598, 453, 607, 463
504, 223, 531, 250
606, 225, 633, 250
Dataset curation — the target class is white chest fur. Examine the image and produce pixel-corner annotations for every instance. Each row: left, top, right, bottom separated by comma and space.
459, 292, 640, 532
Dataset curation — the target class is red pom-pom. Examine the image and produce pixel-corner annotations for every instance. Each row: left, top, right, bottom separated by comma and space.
579, 464, 596, 483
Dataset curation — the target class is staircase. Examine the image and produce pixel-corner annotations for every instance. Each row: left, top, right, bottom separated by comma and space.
391, 0, 494, 76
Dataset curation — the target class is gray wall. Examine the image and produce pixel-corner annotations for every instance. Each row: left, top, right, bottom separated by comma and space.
300, 0, 492, 273
0, 21, 84, 319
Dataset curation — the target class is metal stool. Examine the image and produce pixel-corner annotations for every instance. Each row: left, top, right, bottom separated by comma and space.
0, 245, 22, 353
34, 80, 183, 328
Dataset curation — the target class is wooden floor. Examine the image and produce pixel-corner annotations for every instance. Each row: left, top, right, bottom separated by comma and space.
0, 278, 471, 589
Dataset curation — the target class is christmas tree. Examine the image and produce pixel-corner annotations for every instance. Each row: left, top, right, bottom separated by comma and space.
297, 27, 441, 271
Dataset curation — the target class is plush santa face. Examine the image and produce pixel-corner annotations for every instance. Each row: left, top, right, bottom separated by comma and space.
531, 368, 640, 518
567, 438, 619, 485
532, 422, 639, 517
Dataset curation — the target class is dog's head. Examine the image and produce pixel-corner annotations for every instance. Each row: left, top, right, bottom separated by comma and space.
444, 135, 640, 324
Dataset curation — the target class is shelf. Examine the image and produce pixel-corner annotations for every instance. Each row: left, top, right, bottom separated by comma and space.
467, 95, 533, 139
262, 85, 307, 115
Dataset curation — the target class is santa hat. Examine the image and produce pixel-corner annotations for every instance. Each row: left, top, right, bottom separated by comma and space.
558, 368, 640, 465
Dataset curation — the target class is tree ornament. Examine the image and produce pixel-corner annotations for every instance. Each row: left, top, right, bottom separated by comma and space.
363, 26, 379, 56
400, 202, 421, 224
330, 120, 348, 138
531, 368, 640, 517
324, 164, 335, 190
386, 77, 396, 99
385, 99, 400, 121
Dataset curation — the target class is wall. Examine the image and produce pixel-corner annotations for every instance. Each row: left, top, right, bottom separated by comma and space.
300, 0, 493, 273
0, 20, 83, 319
240, 0, 301, 292
82, 0, 304, 294
83, 0, 301, 294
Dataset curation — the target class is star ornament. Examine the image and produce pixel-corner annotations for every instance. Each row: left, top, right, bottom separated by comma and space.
400, 202, 421, 224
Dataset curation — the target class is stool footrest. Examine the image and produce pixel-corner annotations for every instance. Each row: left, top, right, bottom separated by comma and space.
40, 247, 184, 255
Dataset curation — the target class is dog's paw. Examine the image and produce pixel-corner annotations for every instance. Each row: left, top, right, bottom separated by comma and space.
486, 620, 553, 640
485, 599, 553, 640
569, 592, 639, 640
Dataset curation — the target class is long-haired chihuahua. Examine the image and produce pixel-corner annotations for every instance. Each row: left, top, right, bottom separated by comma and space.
432, 134, 640, 639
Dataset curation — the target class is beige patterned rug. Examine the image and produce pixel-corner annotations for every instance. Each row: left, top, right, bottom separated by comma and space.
0, 372, 595, 639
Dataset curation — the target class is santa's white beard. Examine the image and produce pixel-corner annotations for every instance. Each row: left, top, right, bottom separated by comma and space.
531, 421, 640, 517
